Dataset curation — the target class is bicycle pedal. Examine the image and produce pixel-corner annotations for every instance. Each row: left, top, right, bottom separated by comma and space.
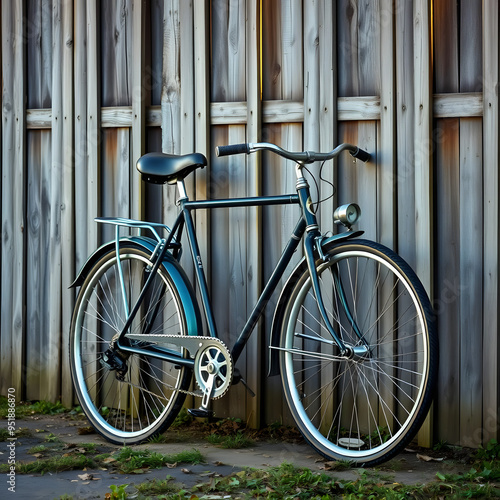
188, 408, 215, 419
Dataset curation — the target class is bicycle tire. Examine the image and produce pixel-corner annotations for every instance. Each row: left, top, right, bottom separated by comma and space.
70, 243, 193, 444
279, 239, 438, 466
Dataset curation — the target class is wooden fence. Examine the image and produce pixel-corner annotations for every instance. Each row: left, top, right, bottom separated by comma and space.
1, 0, 498, 447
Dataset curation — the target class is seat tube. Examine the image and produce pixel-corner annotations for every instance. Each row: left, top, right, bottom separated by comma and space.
180, 202, 219, 338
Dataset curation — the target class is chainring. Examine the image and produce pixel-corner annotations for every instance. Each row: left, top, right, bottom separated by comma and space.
194, 338, 233, 400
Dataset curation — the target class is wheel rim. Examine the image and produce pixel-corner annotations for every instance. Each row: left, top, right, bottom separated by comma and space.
282, 248, 431, 462
71, 251, 188, 441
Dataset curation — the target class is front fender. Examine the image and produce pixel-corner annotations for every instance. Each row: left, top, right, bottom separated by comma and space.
70, 237, 202, 337
268, 230, 363, 376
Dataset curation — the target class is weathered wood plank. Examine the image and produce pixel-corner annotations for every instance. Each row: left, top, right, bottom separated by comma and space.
457, 0, 483, 448
377, 0, 394, 249
435, 118, 461, 445
413, 0, 433, 447
74, 0, 88, 273
193, 0, 210, 283
433, 93, 483, 118
433, 0, 458, 93
131, 0, 145, 222
482, 0, 499, 445
1, 0, 26, 396
244, 0, 262, 429
101, 0, 132, 107
86, 0, 99, 252
27, 0, 52, 109
395, 0, 416, 268
162, 0, 181, 154
26, 94, 485, 131
460, 0, 482, 93
26, 131, 51, 401
459, 118, 483, 447
60, 0, 75, 406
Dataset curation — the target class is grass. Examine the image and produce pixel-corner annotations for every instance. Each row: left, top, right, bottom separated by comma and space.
111, 446, 204, 474
0, 445, 204, 476
0, 396, 71, 419
206, 430, 254, 449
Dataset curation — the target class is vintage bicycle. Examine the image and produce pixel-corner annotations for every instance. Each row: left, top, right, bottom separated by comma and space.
69, 141, 438, 466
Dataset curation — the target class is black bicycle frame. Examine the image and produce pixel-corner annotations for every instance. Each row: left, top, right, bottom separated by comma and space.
116, 179, 350, 367
177, 193, 305, 366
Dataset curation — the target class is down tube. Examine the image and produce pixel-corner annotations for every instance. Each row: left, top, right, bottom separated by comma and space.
231, 217, 307, 364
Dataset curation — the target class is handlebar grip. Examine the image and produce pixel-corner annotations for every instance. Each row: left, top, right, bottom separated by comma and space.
350, 147, 371, 163
215, 143, 250, 157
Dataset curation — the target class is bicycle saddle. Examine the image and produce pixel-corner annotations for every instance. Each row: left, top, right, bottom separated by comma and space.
137, 152, 207, 185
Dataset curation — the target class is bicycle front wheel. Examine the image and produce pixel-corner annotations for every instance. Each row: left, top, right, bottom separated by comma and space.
279, 239, 438, 466
70, 244, 193, 444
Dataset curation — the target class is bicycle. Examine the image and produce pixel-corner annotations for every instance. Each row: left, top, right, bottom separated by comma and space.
69, 141, 438, 466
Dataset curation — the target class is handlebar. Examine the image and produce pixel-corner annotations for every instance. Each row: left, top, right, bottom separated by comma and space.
215, 142, 371, 163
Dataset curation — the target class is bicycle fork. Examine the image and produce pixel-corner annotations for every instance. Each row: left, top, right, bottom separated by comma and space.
296, 173, 370, 361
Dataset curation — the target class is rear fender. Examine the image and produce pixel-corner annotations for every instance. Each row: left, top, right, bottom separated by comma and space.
70, 237, 202, 337
268, 230, 362, 376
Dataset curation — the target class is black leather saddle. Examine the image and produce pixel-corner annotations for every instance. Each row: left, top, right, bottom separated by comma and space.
136, 152, 207, 185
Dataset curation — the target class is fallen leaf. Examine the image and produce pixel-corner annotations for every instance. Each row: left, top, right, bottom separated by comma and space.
166, 462, 177, 468
417, 454, 444, 462
78, 473, 93, 481
181, 468, 192, 474
102, 457, 117, 464
78, 426, 95, 435
213, 461, 225, 466
131, 468, 149, 474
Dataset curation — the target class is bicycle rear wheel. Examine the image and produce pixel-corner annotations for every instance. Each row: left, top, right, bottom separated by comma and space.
279, 239, 437, 466
70, 244, 193, 444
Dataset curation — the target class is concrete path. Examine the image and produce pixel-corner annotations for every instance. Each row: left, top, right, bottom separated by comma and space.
1, 414, 468, 499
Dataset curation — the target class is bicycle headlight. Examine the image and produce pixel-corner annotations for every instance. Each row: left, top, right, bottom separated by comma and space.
333, 203, 361, 229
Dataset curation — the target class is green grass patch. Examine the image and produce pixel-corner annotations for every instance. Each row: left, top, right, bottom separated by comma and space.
0, 427, 32, 442
111, 446, 204, 474
206, 430, 254, 449
135, 475, 178, 496
0, 454, 95, 474
0, 396, 70, 419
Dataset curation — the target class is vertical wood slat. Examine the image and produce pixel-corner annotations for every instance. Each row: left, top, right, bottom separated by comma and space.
413, 0, 433, 447
74, 0, 88, 270
482, 0, 499, 445
433, 0, 460, 446
377, 0, 394, 249
26, 132, 51, 401
458, 1, 483, 448
226, 0, 248, 422
244, 0, 262, 429
1, 1, 26, 396
60, 0, 75, 405
395, 1, 415, 267
162, 0, 181, 155
131, 0, 145, 221
193, 0, 210, 278
87, 0, 100, 251
459, 118, 483, 446
25, 0, 52, 402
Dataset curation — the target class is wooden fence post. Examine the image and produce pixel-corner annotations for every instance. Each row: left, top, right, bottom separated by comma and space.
413, 0, 433, 448
482, 0, 500, 445
1, 0, 26, 397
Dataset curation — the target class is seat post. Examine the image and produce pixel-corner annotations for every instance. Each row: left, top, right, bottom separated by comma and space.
176, 179, 189, 204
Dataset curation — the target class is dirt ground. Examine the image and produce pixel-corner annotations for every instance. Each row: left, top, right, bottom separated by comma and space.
2, 412, 476, 499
